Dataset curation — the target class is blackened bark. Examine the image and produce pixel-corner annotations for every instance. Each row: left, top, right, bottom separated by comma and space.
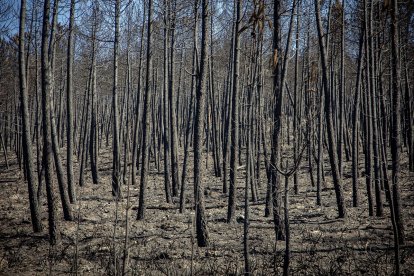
193, 0, 210, 246
390, 0, 405, 245
352, 26, 364, 208
41, 0, 58, 245
137, 0, 153, 220
314, 0, 346, 218
19, 0, 43, 233
168, 0, 181, 197
112, 0, 122, 199
227, 0, 242, 224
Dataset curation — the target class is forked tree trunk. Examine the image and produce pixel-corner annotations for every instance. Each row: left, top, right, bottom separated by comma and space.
49, 0, 73, 222
41, 0, 58, 245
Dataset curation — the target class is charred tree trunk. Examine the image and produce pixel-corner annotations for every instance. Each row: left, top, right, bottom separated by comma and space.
19, 0, 43, 233
112, 0, 122, 199
168, 0, 181, 197
227, 0, 242, 224
390, 0, 405, 246
41, 0, 58, 245
193, 0, 210, 247
352, 25, 364, 208
137, 0, 153, 220
314, 0, 346, 218
65, 0, 76, 203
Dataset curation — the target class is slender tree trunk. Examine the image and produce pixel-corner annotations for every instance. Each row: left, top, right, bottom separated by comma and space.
19, 0, 43, 233
283, 162, 290, 276
352, 26, 365, 208
41, 0, 58, 245
168, 0, 181, 197
338, 0, 345, 177
314, 0, 346, 218
317, 89, 323, 206
368, 2, 383, 217
131, 3, 146, 187
65, 4, 77, 201
363, 0, 374, 217
180, 0, 199, 213
49, 0, 74, 222
293, 4, 300, 195
227, 0, 242, 224
390, 0, 405, 245
193, 0, 210, 247
89, 14, 99, 184
112, 0, 122, 199
137, 0, 153, 220
163, 0, 173, 203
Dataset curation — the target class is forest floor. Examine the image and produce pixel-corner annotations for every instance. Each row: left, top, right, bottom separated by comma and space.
0, 146, 413, 275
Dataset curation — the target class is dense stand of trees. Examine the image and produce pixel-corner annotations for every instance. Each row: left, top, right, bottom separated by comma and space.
0, 0, 412, 274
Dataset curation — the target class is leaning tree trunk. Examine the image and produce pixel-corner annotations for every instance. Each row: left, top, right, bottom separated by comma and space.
89, 15, 99, 185
314, 0, 346, 218
49, 0, 73, 222
19, 0, 43, 233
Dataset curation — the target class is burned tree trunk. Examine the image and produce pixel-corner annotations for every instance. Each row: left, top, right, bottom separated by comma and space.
193, 0, 210, 247
112, 0, 122, 199
137, 0, 154, 220
390, 0, 405, 245
314, 0, 346, 218
227, 0, 242, 224
41, 0, 58, 245
19, 0, 43, 233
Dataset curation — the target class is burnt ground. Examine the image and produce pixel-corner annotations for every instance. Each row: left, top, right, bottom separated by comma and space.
0, 146, 413, 275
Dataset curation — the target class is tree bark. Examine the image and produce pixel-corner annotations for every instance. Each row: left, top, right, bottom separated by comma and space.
193, 0, 210, 247
314, 0, 346, 218
137, 0, 154, 220
19, 0, 43, 233
112, 0, 122, 199
41, 0, 58, 245
227, 0, 242, 224
168, 0, 181, 197
352, 25, 364, 208
390, 0, 405, 245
